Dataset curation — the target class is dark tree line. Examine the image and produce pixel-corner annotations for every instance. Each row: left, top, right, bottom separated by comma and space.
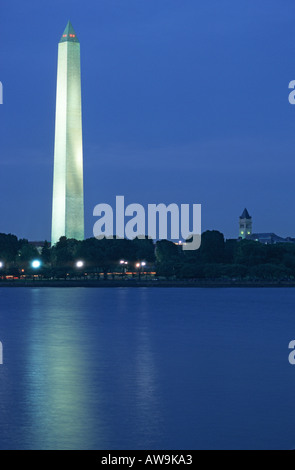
0, 234, 155, 279
166, 231, 295, 281
1, 231, 295, 281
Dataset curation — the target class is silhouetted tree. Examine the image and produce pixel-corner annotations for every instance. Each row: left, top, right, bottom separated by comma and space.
200, 230, 225, 263
41, 241, 51, 265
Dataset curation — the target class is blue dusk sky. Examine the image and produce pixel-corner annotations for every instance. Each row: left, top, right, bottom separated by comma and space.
1, 0, 295, 241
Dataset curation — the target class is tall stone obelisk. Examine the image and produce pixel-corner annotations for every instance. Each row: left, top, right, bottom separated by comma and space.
51, 21, 84, 245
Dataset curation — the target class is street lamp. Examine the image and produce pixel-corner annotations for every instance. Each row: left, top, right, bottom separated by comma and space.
136, 262, 146, 280
75, 261, 85, 280
31, 260, 41, 281
141, 261, 147, 279
120, 260, 128, 277
0, 262, 4, 279
32, 260, 41, 269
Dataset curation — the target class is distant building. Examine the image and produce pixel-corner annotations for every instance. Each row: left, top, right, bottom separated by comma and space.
248, 233, 295, 245
239, 208, 252, 239
248, 233, 286, 244
29, 241, 48, 254
238, 208, 295, 244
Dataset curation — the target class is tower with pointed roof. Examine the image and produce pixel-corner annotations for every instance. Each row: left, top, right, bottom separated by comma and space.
239, 208, 252, 239
51, 21, 84, 245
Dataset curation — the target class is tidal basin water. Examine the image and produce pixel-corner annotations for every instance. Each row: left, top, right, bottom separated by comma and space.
0, 287, 294, 450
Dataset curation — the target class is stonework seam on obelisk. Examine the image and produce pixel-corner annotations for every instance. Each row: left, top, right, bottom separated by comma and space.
51, 21, 84, 245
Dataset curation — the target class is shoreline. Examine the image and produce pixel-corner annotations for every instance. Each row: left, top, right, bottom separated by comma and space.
0, 279, 295, 288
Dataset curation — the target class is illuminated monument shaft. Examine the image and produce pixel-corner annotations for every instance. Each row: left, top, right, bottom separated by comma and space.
51, 21, 84, 245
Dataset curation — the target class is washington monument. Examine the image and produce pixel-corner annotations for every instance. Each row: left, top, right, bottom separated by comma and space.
51, 21, 84, 245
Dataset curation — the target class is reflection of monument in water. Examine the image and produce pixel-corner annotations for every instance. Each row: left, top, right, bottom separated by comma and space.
51, 21, 84, 246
